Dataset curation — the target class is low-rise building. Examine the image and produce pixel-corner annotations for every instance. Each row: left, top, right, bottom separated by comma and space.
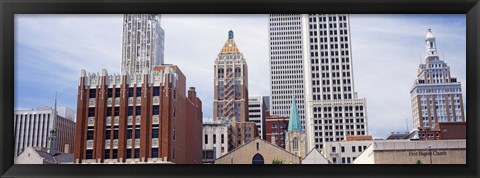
202, 121, 231, 163
321, 136, 373, 164
302, 149, 329, 164
214, 138, 301, 164
265, 115, 288, 148
15, 146, 74, 164
353, 139, 466, 164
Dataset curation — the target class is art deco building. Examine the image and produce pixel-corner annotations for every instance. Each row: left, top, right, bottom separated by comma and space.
121, 14, 165, 74
202, 121, 231, 163
410, 29, 465, 129
213, 30, 249, 122
74, 66, 203, 164
14, 106, 76, 157
269, 14, 368, 151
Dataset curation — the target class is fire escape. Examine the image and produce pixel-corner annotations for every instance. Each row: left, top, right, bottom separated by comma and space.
223, 68, 235, 121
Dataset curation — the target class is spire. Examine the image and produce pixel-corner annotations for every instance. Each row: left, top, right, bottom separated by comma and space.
47, 92, 58, 155
425, 28, 438, 60
287, 95, 302, 133
220, 30, 240, 54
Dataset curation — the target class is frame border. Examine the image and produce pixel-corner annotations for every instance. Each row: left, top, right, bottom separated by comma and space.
1, 0, 479, 178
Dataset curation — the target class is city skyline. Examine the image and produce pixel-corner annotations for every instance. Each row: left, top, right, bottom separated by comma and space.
15, 14, 466, 139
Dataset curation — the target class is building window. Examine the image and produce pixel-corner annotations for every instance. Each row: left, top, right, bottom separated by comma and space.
107, 88, 113, 98
128, 88, 134, 97
88, 108, 95, 117
153, 106, 160, 115
152, 148, 158, 158
347, 157, 351, 163
113, 129, 119, 139
136, 106, 141, 115
134, 149, 140, 158
213, 134, 216, 144
105, 129, 111, 140
135, 129, 140, 139
114, 107, 119, 116
126, 149, 132, 158
89, 89, 96, 98
256, 142, 260, 151
293, 138, 299, 151
332, 157, 337, 164
205, 135, 208, 144
352, 146, 356, 152
342, 157, 345, 164
127, 128, 133, 139
153, 87, 160, 96
128, 106, 133, 116
115, 88, 120, 97
332, 146, 336, 153
104, 149, 110, 159
112, 149, 118, 159
106, 107, 112, 116
136, 87, 142, 97
86, 130, 94, 140
221, 134, 224, 144
86, 150, 93, 159
152, 127, 159, 138
341, 146, 345, 153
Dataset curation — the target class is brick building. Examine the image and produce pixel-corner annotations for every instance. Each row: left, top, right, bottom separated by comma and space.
74, 65, 202, 164
265, 115, 288, 148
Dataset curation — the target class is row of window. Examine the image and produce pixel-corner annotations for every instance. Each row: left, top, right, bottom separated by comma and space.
89, 87, 161, 99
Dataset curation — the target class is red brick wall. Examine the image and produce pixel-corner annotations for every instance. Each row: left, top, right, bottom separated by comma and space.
265, 116, 289, 148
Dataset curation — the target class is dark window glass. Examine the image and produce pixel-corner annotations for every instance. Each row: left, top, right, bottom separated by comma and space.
128, 107, 133, 116
153, 106, 160, 115
104, 149, 110, 159
352, 146, 356, 152
153, 87, 160, 96
136, 87, 141, 97
136, 106, 141, 115
134, 149, 140, 158
107, 88, 113, 98
205, 135, 208, 144
113, 130, 119, 139
86, 150, 93, 159
135, 129, 140, 138
105, 129, 111, 140
128, 88, 134, 97
114, 107, 120, 116
87, 130, 94, 140
152, 128, 159, 138
126, 149, 132, 158
88, 108, 95, 117
89, 89, 96, 98
106, 107, 112, 116
127, 129, 133, 139
112, 149, 118, 159
151, 148, 158, 158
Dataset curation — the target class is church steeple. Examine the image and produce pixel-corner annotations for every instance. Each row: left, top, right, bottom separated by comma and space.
425, 28, 439, 61
288, 95, 302, 133
47, 92, 58, 155
220, 30, 240, 54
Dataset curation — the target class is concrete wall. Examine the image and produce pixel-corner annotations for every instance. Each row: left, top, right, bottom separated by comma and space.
215, 139, 301, 164
374, 149, 465, 164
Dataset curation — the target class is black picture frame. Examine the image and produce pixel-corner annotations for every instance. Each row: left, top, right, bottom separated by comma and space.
1, 0, 479, 178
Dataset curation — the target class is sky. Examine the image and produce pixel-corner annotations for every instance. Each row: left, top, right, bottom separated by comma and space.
14, 14, 466, 139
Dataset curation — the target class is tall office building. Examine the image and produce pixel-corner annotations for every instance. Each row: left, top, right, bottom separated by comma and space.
121, 14, 165, 74
248, 96, 268, 139
213, 30, 249, 122
410, 29, 465, 129
14, 106, 76, 157
269, 14, 368, 151
74, 66, 203, 164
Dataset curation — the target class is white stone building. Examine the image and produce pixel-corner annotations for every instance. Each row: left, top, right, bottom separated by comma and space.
121, 14, 165, 74
269, 14, 368, 152
321, 139, 372, 164
14, 106, 76, 157
248, 96, 268, 139
410, 29, 465, 129
202, 122, 230, 163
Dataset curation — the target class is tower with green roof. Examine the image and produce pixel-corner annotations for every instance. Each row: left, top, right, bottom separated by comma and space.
285, 95, 307, 158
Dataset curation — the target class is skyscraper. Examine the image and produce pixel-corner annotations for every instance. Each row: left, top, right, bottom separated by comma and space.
410, 29, 465, 129
269, 14, 368, 151
213, 30, 249, 122
121, 14, 165, 74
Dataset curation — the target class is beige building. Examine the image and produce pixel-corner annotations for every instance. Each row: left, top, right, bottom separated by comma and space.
214, 138, 301, 164
353, 139, 466, 164
302, 149, 329, 164
15, 146, 74, 164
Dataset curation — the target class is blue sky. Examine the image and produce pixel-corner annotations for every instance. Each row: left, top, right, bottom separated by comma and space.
14, 14, 466, 139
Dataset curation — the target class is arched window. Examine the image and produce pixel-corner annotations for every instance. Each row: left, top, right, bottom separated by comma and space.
293, 137, 299, 151
252, 153, 264, 164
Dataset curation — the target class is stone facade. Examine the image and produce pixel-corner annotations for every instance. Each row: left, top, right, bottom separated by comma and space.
353, 139, 466, 164
322, 139, 373, 164
202, 122, 230, 163
215, 138, 301, 164
285, 131, 307, 159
